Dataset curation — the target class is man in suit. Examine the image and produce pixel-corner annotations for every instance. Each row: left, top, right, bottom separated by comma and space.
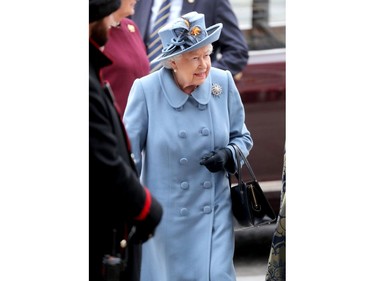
131, 0, 249, 78
89, 0, 163, 280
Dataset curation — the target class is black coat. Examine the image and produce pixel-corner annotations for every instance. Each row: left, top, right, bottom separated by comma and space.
89, 40, 146, 281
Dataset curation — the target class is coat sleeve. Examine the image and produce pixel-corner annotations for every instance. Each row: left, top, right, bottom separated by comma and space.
122, 78, 149, 175
211, 0, 249, 76
225, 70, 253, 160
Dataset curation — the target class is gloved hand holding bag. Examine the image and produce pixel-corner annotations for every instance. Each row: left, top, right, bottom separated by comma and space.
200, 147, 235, 173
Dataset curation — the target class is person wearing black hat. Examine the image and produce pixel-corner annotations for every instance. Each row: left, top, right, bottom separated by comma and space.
89, 0, 163, 280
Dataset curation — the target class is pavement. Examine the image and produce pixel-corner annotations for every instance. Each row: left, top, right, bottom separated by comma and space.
237, 276, 266, 281
234, 223, 277, 280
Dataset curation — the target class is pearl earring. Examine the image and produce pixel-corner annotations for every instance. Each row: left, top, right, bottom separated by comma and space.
173, 69, 177, 73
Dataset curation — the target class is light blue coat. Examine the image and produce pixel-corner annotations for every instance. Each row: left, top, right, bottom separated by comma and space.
124, 67, 253, 281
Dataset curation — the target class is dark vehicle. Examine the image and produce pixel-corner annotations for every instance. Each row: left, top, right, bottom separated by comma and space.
233, 0, 286, 215
235, 52, 285, 215
231, 1, 285, 274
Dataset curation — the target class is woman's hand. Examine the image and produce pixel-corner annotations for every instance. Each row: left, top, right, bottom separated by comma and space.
200, 148, 233, 173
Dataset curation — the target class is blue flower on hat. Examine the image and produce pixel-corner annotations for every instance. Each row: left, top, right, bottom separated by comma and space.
162, 18, 206, 56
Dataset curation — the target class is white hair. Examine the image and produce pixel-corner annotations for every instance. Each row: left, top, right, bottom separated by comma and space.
161, 44, 213, 69
162, 54, 182, 69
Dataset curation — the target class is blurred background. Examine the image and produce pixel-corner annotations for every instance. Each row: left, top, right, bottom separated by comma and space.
231, 0, 285, 182
229, 0, 285, 278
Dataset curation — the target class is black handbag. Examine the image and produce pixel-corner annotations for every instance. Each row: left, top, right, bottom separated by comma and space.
230, 144, 276, 228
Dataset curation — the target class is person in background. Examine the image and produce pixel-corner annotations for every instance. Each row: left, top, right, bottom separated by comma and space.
123, 12, 253, 280
89, 0, 163, 280
131, 0, 249, 78
266, 151, 286, 281
101, 0, 149, 116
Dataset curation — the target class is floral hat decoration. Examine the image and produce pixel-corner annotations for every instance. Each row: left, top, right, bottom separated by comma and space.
150, 11, 223, 64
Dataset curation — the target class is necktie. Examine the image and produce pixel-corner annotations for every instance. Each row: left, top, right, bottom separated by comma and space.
147, 0, 171, 72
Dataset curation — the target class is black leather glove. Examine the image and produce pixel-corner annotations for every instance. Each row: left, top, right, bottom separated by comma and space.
200, 148, 234, 173
132, 195, 163, 244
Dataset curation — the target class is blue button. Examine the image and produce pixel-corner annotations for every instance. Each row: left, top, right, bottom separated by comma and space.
180, 158, 188, 165
180, 182, 189, 190
178, 130, 187, 138
203, 181, 212, 189
198, 104, 207, 110
203, 206, 212, 214
201, 128, 209, 136
180, 208, 189, 216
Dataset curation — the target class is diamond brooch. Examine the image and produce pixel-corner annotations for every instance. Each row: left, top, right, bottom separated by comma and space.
211, 83, 222, 97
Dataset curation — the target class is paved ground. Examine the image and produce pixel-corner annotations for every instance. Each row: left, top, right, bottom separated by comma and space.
237, 276, 266, 281
234, 223, 276, 280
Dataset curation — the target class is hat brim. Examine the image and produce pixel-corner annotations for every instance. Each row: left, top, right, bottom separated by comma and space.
150, 23, 223, 64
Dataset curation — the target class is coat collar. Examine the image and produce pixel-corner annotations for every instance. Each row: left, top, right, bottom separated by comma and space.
89, 39, 113, 77
159, 68, 211, 109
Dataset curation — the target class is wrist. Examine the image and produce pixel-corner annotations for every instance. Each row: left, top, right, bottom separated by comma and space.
223, 148, 235, 173
134, 188, 152, 221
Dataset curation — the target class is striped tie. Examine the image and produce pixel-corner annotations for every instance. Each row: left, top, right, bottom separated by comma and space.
147, 0, 171, 72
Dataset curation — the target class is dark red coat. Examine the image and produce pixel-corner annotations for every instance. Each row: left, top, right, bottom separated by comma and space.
101, 18, 150, 117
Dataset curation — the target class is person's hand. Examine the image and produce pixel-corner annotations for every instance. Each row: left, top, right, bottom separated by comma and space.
200, 148, 233, 173
132, 196, 163, 243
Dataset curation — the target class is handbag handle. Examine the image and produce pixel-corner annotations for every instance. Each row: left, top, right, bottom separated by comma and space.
230, 143, 261, 210
230, 143, 257, 182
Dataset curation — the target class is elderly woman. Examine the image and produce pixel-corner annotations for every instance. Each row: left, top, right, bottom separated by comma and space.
124, 11, 253, 281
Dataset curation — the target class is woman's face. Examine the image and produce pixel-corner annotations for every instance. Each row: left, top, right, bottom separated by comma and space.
113, 0, 137, 22
172, 45, 212, 93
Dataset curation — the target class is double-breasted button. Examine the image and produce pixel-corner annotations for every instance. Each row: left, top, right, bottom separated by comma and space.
180, 208, 189, 216
202, 181, 212, 189
178, 130, 187, 138
198, 104, 207, 110
180, 182, 189, 190
179, 158, 188, 165
201, 128, 210, 136
203, 206, 212, 214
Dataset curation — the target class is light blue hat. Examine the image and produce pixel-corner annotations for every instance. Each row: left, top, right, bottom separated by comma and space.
151, 11, 223, 64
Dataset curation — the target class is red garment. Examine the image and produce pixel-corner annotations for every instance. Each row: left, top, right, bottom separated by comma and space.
102, 18, 150, 116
